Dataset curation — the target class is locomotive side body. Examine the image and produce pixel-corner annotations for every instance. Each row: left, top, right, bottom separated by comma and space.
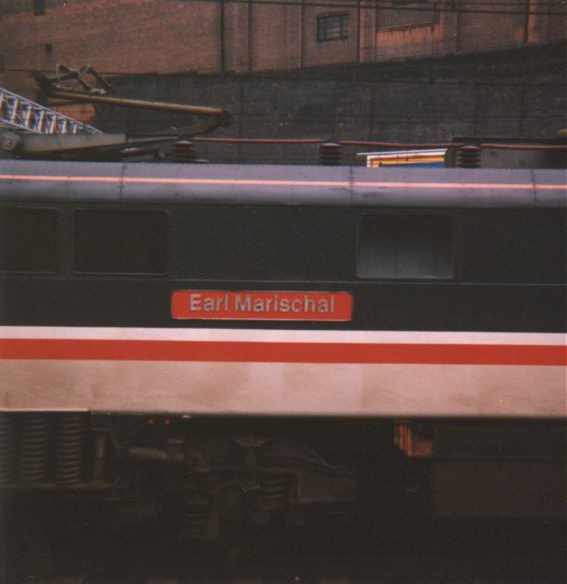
1, 329, 565, 417
1, 161, 565, 418
0, 161, 565, 531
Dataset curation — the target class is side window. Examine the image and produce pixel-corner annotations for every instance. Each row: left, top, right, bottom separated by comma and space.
357, 214, 454, 279
0, 207, 59, 273
172, 206, 354, 280
462, 210, 565, 284
74, 210, 168, 275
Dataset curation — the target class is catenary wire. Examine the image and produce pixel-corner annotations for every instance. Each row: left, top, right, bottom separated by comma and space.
175, 0, 567, 17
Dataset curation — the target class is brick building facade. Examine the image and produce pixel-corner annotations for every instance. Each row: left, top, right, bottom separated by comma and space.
1, 0, 565, 94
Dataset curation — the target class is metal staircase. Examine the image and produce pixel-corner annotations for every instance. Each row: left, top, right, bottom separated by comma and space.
0, 86, 100, 135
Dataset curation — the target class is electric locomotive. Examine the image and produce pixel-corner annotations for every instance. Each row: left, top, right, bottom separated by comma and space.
0, 160, 565, 536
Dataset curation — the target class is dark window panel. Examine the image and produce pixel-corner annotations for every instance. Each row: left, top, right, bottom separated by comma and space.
0, 207, 59, 273
172, 206, 354, 280
462, 209, 566, 284
357, 214, 454, 279
74, 210, 168, 275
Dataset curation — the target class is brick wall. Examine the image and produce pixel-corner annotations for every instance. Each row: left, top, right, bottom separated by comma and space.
458, 10, 528, 53
374, 14, 452, 62
89, 43, 566, 164
1, 0, 564, 98
250, 2, 288, 71
369, 4, 565, 62
0, 0, 222, 97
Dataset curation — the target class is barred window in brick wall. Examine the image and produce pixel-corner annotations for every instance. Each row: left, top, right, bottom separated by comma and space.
377, 1, 437, 30
317, 14, 349, 42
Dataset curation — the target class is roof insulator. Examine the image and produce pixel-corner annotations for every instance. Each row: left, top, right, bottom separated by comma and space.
173, 140, 196, 162
457, 145, 481, 168
319, 141, 341, 166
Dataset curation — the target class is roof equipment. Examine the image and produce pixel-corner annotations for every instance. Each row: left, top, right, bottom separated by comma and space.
0, 86, 100, 135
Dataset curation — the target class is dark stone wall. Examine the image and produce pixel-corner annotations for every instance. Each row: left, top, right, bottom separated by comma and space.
93, 43, 567, 165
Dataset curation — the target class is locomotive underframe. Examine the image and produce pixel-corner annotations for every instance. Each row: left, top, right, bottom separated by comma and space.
0, 412, 405, 540
1, 412, 565, 542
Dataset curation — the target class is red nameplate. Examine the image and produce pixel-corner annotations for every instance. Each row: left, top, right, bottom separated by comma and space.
171, 290, 353, 321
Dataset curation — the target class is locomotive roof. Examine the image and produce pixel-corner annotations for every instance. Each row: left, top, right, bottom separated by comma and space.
0, 160, 565, 208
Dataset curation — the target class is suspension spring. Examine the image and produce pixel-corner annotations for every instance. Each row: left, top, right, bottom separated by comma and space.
19, 414, 50, 484
261, 474, 291, 512
0, 413, 15, 485
55, 413, 88, 486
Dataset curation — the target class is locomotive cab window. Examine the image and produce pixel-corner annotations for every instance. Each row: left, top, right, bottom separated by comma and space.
74, 210, 167, 275
357, 214, 454, 279
0, 207, 59, 273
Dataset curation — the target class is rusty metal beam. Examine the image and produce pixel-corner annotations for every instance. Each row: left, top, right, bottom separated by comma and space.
47, 89, 231, 123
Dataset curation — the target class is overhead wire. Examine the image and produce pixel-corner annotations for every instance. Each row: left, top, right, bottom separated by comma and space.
372, 1, 565, 15
179, 0, 567, 5
374, 1, 564, 4
191, 136, 567, 150
176, 0, 567, 17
